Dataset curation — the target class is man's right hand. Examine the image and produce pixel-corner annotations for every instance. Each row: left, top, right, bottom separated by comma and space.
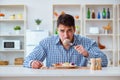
31, 60, 43, 69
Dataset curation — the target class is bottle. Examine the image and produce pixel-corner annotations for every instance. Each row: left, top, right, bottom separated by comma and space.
87, 8, 90, 19
92, 9, 95, 19
107, 8, 110, 19
102, 8, 106, 19
97, 11, 101, 19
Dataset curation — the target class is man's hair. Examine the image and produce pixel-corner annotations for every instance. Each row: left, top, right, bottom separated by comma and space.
57, 14, 75, 28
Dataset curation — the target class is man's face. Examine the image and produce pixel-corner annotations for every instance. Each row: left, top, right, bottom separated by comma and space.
57, 24, 75, 43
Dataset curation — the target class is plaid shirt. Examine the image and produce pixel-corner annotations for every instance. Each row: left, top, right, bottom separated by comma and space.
23, 34, 108, 68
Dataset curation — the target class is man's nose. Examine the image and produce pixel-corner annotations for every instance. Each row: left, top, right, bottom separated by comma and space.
64, 32, 69, 38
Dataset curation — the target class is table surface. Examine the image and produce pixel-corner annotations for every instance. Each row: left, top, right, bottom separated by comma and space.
0, 65, 120, 77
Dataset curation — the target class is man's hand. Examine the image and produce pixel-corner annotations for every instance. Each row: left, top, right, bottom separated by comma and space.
31, 60, 43, 69
74, 45, 89, 57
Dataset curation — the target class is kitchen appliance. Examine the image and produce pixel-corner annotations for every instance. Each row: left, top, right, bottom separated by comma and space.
2, 40, 20, 50
26, 30, 49, 65
26, 30, 49, 56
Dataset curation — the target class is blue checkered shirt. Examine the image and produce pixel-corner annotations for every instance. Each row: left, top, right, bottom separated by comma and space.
23, 34, 108, 68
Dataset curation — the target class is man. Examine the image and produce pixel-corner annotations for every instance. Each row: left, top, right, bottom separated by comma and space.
23, 14, 108, 69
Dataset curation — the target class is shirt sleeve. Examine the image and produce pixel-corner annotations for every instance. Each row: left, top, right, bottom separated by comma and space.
23, 41, 47, 68
87, 41, 108, 67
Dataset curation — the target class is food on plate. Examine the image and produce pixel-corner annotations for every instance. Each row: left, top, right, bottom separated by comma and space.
53, 63, 62, 67
53, 62, 76, 67
71, 62, 75, 65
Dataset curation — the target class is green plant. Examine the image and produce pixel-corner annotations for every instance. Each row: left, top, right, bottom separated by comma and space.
35, 19, 42, 25
14, 26, 21, 30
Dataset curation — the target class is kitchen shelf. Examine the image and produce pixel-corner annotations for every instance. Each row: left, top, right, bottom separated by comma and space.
0, 19, 25, 21
101, 49, 113, 52
52, 4, 82, 35
86, 34, 114, 36
0, 34, 24, 37
85, 19, 113, 21
0, 4, 26, 65
84, 4, 115, 67
0, 50, 25, 52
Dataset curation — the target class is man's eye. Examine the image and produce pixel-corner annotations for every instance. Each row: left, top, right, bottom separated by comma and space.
68, 29, 72, 32
60, 30, 64, 32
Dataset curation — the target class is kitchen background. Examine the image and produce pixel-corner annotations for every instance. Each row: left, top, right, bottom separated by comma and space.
0, 0, 120, 66
0, 0, 119, 32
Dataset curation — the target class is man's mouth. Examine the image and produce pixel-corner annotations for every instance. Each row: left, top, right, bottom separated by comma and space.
63, 39, 71, 46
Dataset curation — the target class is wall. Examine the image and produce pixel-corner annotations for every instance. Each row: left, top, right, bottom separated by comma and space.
0, 0, 120, 33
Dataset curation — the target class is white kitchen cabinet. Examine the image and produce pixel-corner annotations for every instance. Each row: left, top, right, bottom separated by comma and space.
117, 4, 120, 67
52, 4, 82, 35
84, 4, 115, 67
25, 30, 49, 57
25, 30, 49, 66
0, 5, 26, 65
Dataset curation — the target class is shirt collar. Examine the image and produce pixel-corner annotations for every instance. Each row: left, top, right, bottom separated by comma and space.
72, 34, 77, 45
55, 35, 60, 45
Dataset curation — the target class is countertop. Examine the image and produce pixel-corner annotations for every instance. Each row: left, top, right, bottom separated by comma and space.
0, 65, 120, 77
